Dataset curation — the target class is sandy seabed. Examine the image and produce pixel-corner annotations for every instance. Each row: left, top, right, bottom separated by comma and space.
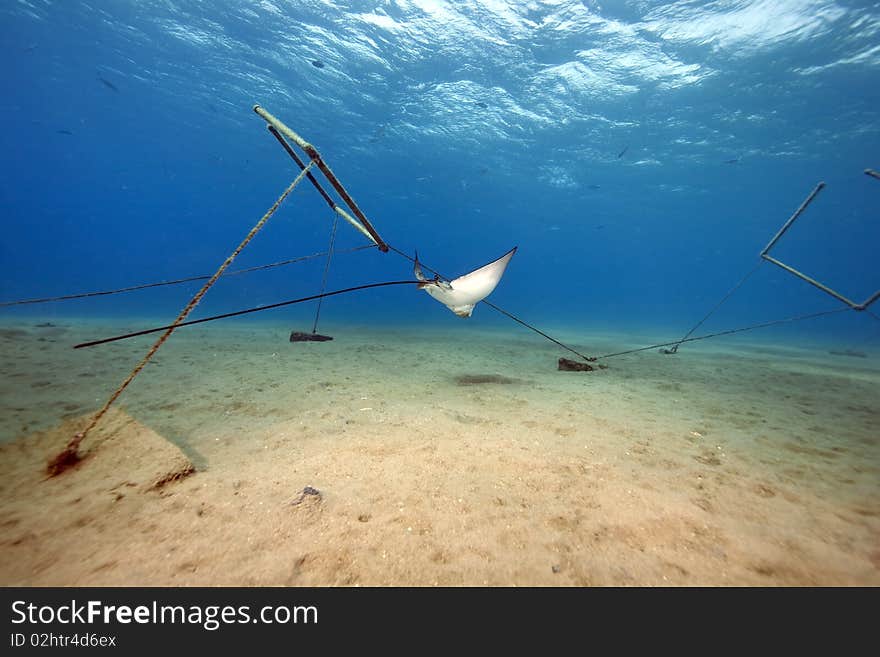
0, 318, 878, 586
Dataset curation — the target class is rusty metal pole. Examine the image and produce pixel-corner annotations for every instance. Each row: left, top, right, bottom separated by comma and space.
265, 124, 378, 246
253, 105, 389, 252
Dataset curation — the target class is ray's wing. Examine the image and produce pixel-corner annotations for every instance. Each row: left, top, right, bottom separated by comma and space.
422, 247, 517, 317
413, 250, 428, 283
448, 247, 517, 302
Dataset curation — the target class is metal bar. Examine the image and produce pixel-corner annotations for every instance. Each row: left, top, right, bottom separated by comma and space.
265, 123, 378, 245
267, 125, 337, 210
253, 104, 389, 252
857, 170, 880, 308
73, 280, 422, 349
596, 308, 849, 359
334, 206, 378, 244
761, 254, 861, 308
0, 246, 376, 307
760, 182, 825, 256
855, 289, 880, 311
254, 105, 315, 151
312, 212, 339, 334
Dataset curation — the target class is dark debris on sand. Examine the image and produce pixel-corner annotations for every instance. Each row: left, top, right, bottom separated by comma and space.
558, 357, 607, 372
291, 486, 322, 507
455, 374, 519, 386
290, 331, 333, 342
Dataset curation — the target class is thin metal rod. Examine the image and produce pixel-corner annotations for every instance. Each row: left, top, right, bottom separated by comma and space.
267, 125, 336, 209
859, 289, 880, 310
596, 307, 849, 359
312, 212, 339, 334
760, 182, 825, 255
333, 206, 377, 244
73, 280, 423, 349
481, 300, 596, 362
254, 104, 389, 252
666, 260, 764, 354
757, 177, 879, 312
761, 254, 861, 308
0, 245, 376, 307
48, 165, 313, 476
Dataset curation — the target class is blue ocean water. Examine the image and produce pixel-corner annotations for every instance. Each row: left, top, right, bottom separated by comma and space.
2, 0, 879, 349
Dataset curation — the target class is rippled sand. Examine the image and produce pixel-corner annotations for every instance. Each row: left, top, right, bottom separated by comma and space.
1, 318, 878, 585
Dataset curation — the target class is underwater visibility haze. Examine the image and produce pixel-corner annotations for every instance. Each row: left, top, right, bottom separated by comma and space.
0, 1, 879, 587
1, 0, 879, 342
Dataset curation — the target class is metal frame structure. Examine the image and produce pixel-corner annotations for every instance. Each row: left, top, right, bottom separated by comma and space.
253, 105, 388, 252
760, 171, 879, 312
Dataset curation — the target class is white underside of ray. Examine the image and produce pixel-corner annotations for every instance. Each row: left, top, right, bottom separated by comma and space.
418, 247, 517, 317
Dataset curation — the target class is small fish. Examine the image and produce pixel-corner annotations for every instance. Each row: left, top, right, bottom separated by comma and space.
586, 184, 601, 190
311, 59, 325, 69
97, 75, 119, 92
617, 145, 628, 158
475, 101, 487, 109
724, 158, 739, 164
56, 129, 73, 135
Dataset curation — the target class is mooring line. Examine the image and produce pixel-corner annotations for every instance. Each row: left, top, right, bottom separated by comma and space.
260, 109, 596, 363
595, 308, 850, 359
312, 211, 339, 334
759, 182, 826, 256
665, 259, 765, 354
48, 164, 314, 476
73, 280, 424, 349
0, 244, 377, 307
